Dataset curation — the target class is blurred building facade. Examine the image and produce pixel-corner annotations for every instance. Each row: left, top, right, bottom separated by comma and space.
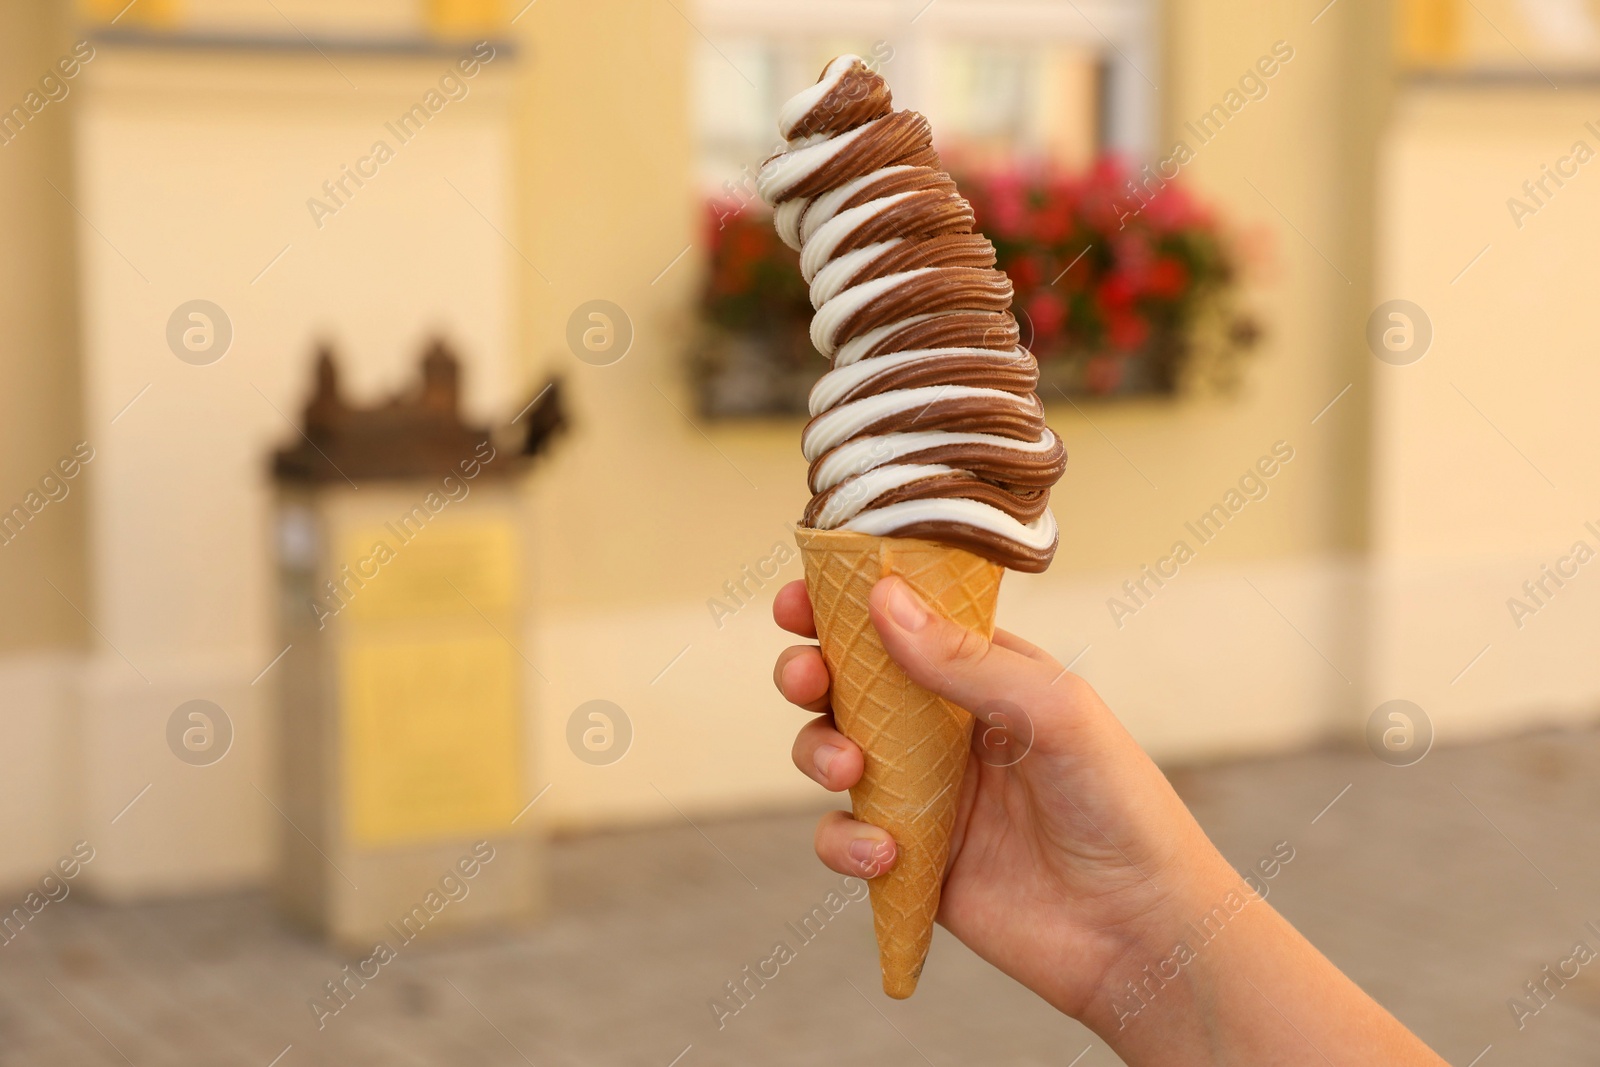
1, 0, 1597, 901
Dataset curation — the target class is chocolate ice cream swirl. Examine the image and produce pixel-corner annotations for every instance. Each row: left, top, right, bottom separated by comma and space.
757, 54, 1066, 572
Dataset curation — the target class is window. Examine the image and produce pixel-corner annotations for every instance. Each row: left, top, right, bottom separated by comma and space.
692, 0, 1157, 192
689, 0, 1261, 413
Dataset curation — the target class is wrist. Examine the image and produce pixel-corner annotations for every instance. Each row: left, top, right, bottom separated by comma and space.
1074, 836, 1244, 1037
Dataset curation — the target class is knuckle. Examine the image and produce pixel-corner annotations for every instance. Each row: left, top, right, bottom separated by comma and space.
791, 723, 819, 769
859, 838, 895, 878
813, 812, 845, 860
943, 622, 992, 669
1052, 669, 1096, 709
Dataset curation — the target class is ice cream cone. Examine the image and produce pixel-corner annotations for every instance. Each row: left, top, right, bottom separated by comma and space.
795, 526, 1002, 998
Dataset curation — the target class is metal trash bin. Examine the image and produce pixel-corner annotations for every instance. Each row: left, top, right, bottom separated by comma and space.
269, 340, 556, 950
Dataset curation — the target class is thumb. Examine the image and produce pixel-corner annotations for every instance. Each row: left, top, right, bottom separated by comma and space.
867, 575, 1058, 721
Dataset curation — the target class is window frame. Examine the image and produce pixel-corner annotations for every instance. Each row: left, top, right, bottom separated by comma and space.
691, 0, 1158, 161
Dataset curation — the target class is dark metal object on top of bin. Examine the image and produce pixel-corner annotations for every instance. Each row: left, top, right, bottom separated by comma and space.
272, 339, 566, 483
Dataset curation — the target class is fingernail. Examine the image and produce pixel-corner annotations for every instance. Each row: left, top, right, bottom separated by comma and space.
813, 744, 843, 780
849, 836, 893, 876
885, 581, 929, 632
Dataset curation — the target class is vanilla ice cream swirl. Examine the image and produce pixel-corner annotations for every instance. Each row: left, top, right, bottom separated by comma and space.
757, 55, 1066, 572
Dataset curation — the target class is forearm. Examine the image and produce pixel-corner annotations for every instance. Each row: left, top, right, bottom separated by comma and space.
1078, 857, 1445, 1066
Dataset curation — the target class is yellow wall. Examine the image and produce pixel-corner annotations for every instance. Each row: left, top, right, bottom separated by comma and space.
1370, 85, 1600, 739
513, 0, 808, 616
0, 0, 88, 653
0, 0, 89, 888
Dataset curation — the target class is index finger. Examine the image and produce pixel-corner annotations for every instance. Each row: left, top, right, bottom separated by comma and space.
772, 579, 817, 638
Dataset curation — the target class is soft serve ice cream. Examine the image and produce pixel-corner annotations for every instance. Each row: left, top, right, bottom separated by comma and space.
756, 55, 1066, 572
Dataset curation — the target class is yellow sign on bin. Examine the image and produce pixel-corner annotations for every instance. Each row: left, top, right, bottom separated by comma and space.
336, 519, 523, 847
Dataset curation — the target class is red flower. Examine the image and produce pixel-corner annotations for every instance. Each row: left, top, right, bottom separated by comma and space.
1084, 355, 1123, 394
1142, 184, 1210, 232
1025, 289, 1067, 345
696, 158, 1256, 386
1007, 254, 1041, 288
1106, 310, 1149, 352
732, 225, 766, 259
1053, 257, 1088, 292
699, 201, 810, 332
983, 172, 1028, 239
1096, 273, 1136, 311
1147, 258, 1190, 299
1088, 156, 1124, 186
1030, 194, 1075, 244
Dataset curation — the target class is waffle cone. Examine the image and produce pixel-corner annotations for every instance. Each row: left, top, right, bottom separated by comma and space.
795, 526, 1003, 998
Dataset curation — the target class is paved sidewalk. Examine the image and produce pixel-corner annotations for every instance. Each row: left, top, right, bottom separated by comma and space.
1, 726, 1597, 1065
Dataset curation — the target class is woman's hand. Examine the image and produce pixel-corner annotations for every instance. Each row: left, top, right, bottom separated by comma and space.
773, 575, 1447, 1065
773, 574, 1225, 1019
